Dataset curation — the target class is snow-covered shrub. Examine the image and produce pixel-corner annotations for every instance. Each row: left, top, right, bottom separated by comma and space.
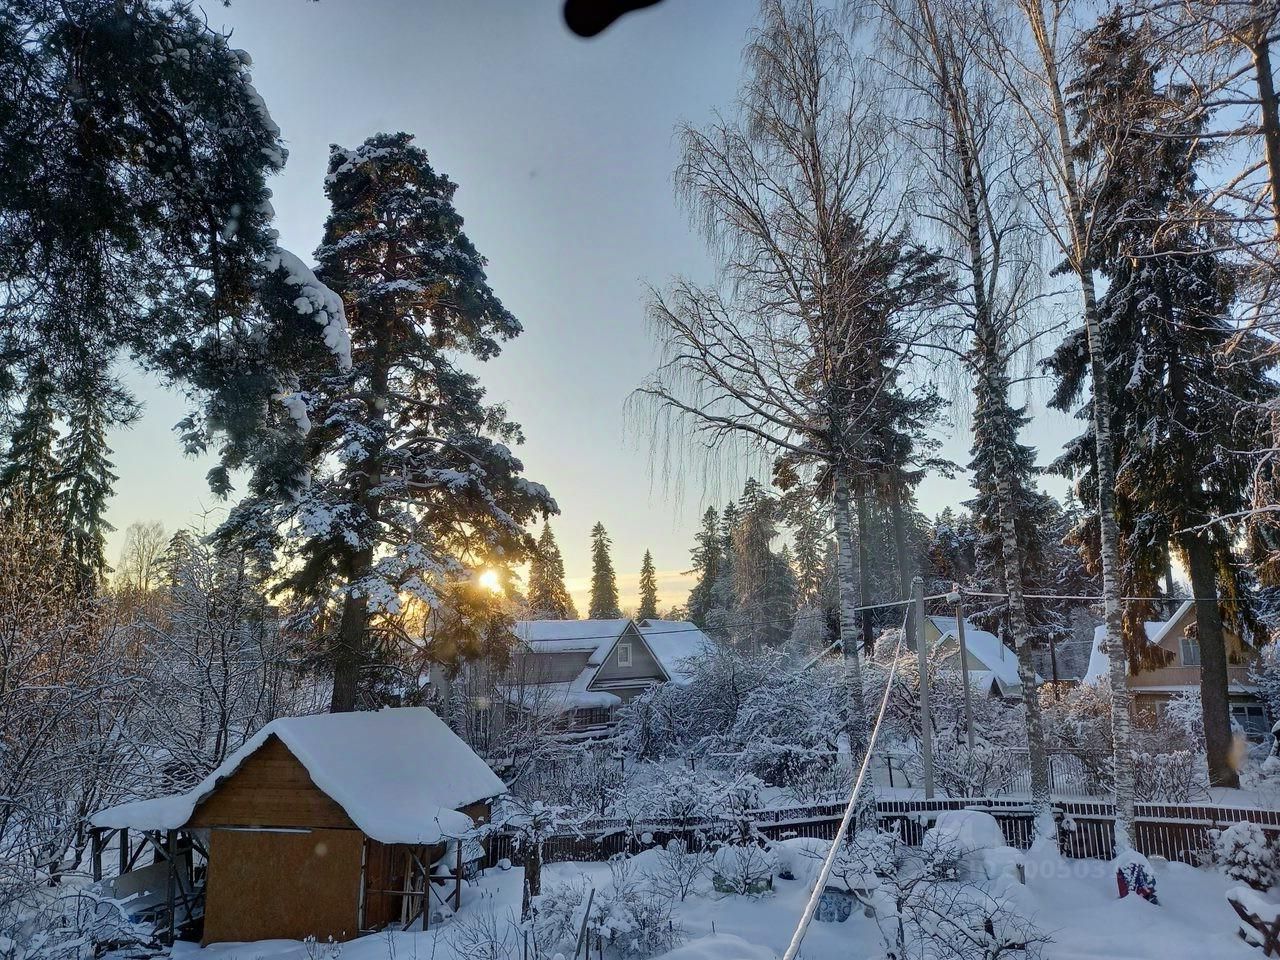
1212, 821, 1279, 891
1164, 689, 1205, 753
819, 827, 1047, 959
445, 906, 516, 960
1242, 755, 1280, 808
931, 742, 1023, 798
530, 876, 591, 956
590, 859, 682, 958
711, 843, 777, 896
531, 867, 682, 960
645, 837, 714, 901
1130, 750, 1209, 802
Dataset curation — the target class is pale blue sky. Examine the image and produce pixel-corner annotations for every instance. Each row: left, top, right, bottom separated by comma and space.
105, 0, 1074, 609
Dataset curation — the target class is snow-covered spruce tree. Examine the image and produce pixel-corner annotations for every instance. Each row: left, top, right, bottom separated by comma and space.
221, 133, 555, 713
686, 507, 722, 628
527, 522, 578, 619
588, 521, 622, 619
638, 549, 659, 620
55, 373, 140, 589
0, 363, 61, 507
1048, 15, 1276, 788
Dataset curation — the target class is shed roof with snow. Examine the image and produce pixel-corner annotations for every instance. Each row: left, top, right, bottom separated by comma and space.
92, 707, 505, 845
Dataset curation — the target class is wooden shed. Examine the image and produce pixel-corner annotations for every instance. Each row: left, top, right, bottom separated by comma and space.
91, 707, 506, 945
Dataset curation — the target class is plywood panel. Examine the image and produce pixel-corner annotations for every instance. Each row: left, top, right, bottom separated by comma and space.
188, 736, 356, 830
203, 827, 363, 944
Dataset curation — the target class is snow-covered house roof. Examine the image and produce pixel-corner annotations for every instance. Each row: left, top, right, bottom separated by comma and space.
514, 618, 631, 656
1083, 613, 1176, 685
636, 619, 714, 684
928, 616, 1027, 697
501, 619, 694, 716
91, 708, 506, 845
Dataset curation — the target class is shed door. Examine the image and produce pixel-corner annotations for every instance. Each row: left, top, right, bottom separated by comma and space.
203, 827, 363, 944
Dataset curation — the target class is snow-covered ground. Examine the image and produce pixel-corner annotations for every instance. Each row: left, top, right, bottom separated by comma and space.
175, 846, 1258, 960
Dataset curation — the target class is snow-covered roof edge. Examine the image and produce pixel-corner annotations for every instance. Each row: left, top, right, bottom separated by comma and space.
91, 708, 505, 844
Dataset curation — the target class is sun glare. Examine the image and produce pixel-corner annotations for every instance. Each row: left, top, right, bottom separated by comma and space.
478, 569, 502, 593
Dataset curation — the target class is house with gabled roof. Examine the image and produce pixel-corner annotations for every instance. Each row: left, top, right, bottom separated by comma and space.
923, 615, 1031, 700
1083, 600, 1267, 738
497, 618, 714, 734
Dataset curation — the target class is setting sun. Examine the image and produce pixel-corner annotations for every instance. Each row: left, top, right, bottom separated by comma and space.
477, 569, 502, 593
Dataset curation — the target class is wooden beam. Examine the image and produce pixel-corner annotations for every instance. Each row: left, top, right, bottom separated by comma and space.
165, 830, 177, 944
118, 828, 128, 877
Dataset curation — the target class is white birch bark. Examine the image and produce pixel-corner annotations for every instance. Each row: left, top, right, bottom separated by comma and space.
1018, 0, 1136, 849
833, 471, 869, 752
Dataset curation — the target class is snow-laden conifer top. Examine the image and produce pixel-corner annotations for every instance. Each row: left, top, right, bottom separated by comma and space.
92, 707, 505, 844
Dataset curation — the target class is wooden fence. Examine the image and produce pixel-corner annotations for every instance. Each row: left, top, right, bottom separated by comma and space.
485, 798, 1280, 869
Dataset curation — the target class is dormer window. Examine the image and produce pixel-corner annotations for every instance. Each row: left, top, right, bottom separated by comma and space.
618, 642, 632, 667
1180, 636, 1201, 666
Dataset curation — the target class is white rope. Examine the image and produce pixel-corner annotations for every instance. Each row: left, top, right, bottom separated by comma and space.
780, 631, 905, 960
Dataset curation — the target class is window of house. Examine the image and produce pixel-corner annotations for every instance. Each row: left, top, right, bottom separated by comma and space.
1180, 636, 1201, 666
617, 642, 632, 667
1232, 704, 1269, 741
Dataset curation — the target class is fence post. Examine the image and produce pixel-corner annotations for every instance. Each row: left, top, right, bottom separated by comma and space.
914, 576, 934, 799
953, 583, 975, 751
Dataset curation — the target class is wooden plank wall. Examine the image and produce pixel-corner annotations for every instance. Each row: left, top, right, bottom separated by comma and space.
188, 736, 356, 830
203, 827, 363, 944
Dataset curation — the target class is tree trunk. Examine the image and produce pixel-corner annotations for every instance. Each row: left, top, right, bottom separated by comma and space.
995, 470, 1054, 840
833, 471, 869, 750
1022, 0, 1137, 849
890, 486, 914, 651
1251, 26, 1280, 240
330, 577, 369, 713
1182, 534, 1240, 787
856, 486, 876, 656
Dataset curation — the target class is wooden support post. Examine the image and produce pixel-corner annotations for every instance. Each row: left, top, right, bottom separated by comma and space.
165, 830, 177, 944
91, 829, 103, 882
954, 585, 975, 751
118, 828, 129, 878
914, 577, 934, 799
454, 841, 463, 911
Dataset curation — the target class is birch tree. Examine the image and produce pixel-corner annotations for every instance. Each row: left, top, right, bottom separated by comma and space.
876, 0, 1058, 838
975, 0, 1139, 844
637, 0, 949, 746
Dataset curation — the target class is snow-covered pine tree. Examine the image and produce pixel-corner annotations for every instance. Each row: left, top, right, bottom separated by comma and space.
1051, 15, 1276, 787
2, 1, 347, 472
686, 507, 721, 628
527, 522, 578, 620
638, 549, 659, 621
589, 521, 622, 619
220, 133, 555, 712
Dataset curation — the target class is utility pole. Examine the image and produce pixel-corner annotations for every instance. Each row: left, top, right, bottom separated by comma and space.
952, 583, 975, 751
913, 576, 934, 798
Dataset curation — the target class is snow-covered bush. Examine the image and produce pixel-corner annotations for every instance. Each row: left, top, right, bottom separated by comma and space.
711, 843, 777, 896
445, 905, 516, 960
645, 837, 714, 901
1212, 821, 1279, 891
531, 865, 682, 960
931, 742, 1023, 799
1130, 750, 1209, 802
817, 827, 1048, 960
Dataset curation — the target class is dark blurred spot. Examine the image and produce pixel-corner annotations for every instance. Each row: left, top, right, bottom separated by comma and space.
563, 0, 665, 37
